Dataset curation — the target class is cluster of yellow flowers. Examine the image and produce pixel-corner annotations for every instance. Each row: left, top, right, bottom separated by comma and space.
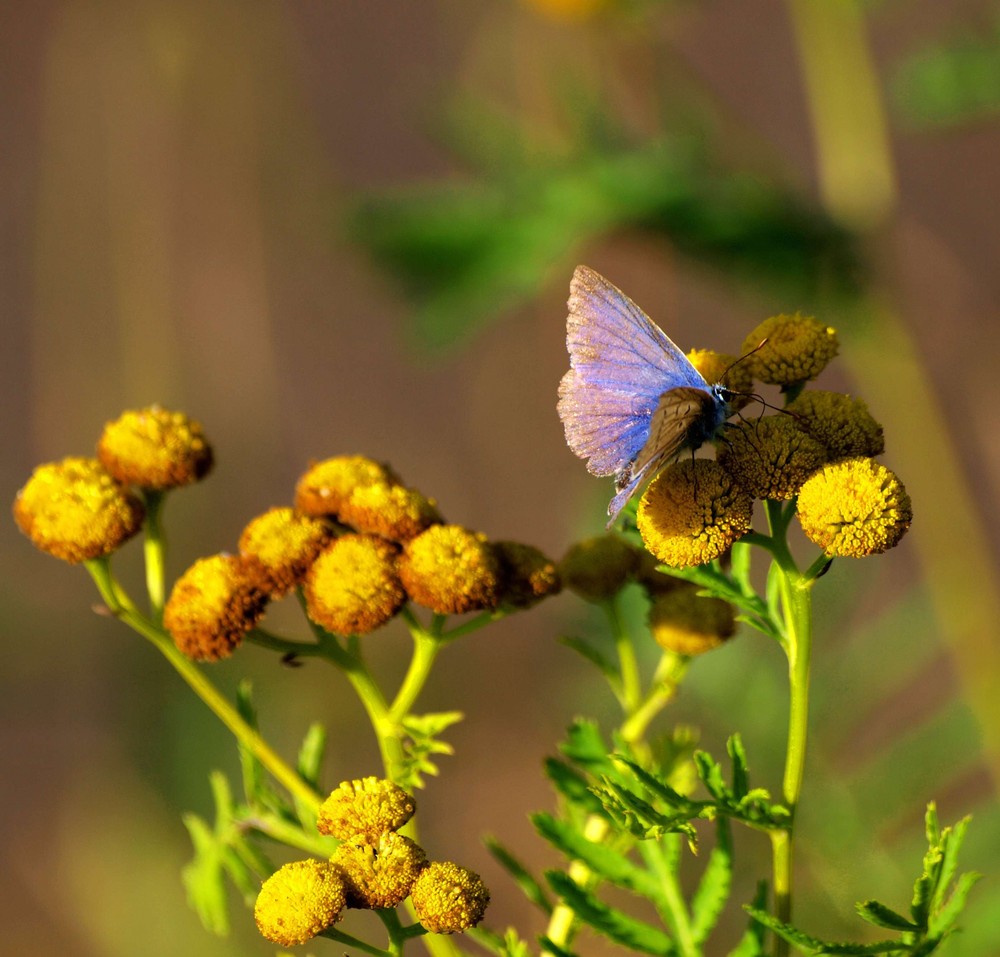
254, 777, 489, 946
637, 313, 912, 568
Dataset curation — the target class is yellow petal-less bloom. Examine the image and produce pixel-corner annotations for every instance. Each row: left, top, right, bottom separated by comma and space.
254, 859, 346, 946
13, 457, 144, 563
339, 483, 443, 543
787, 390, 885, 460
163, 554, 268, 661
295, 455, 400, 519
494, 540, 561, 608
687, 349, 754, 412
717, 416, 827, 501
796, 457, 912, 558
304, 534, 405, 635
637, 459, 752, 569
648, 585, 736, 656
558, 534, 637, 602
332, 832, 427, 910
97, 406, 213, 489
741, 313, 838, 386
399, 525, 501, 615
410, 861, 490, 934
317, 777, 416, 842
238, 506, 332, 597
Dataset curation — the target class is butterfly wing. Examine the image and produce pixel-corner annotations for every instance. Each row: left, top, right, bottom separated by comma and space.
557, 266, 709, 478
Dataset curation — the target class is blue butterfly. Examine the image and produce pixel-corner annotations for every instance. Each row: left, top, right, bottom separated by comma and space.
557, 266, 734, 525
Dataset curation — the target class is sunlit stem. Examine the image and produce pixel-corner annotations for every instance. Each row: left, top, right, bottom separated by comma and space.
140, 489, 167, 619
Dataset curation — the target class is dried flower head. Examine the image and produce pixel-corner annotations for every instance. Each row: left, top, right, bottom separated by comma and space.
13, 457, 144, 563
317, 777, 416, 842
332, 832, 427, 910
558, 534, 637, 602
648, 585, 736, 656
637, 459, 752, 569
238, 507, 332, 597
787, 390, 885, 460
97, 406, 213, 489
163, 554, 268, 661
254, 859, 346, 946
741, 313, 838, 386
398, 525, 501, 615
295, 455, 400, 519
410, 861, 490, 934
304, 534, 405, 635
339, 483, 443, 543
796, 457, 912, 558
494, 540, 561, 608
717, 416, 827, 501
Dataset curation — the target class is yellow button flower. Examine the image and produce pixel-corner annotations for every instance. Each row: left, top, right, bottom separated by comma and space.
254, 859, 346, 946
338, 482, 443, 543
97, 406, 213, 489
13, 457, 144, 563
399, 525, 501, 615
295, 455, 400, 519
304, 534, 405, 635
238, 506, 332, 597
163, 554, 268, 661
796, 457, 912, 558
494, 540, 561, 608
317, 777, 416, 842
648, 584, 736, 656
332, 832, 427, 910
741, 313, 838, 386
410, 861, 490, 934
687, 349, 754, 411
558, 534, 637, 602
637, 459, 752, 569
717, 415, 827, 501
786, 390, 885, 460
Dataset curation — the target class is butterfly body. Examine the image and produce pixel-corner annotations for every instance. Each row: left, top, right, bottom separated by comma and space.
557, 266, 732, 524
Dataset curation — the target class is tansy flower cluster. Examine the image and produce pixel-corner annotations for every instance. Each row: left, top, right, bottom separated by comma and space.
636, 317, 911, 568
254, 777, 489, 946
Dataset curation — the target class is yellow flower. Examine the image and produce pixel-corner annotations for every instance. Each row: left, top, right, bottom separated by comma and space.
399, 525, 501, 615
494, 540, 561, 608
163, 554, 268, 661
97, 406, 213, 489
687, 349, 754, 411
558, 534, 637, 602
717, 416, 827, 501
238, 507, 332, 597
304, 534, 405, 635
741, 313, 838, 386
410, 861, 490, 934
637, 459, 752, 569
796, 457, 912, 558
648, 585, 736, 656
332, 832, 427, 910
339, 482, 443, 543
295, 455, 400, 519
786, 390, 885, 460
317, 777, 416, 842
13, 457, 144, 563
254, 859, 346, 946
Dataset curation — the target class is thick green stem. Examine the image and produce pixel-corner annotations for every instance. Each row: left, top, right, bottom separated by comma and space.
606, 596, 641, 712
140, 489, 167, 618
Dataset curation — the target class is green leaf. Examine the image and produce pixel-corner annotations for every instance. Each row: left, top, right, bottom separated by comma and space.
397, 710, 463, 790
544, 758, 605, 815
485, 835, 553, 915
561, 719, 613, 771
855, 900, 918, 932
181, 813, 232, 935
729, 883, 768, 957
928, 871, 982, 940
560, 635, 619, 682
537, 936, 579, 957
296, 722, 327, 791
743, 907, 903, 954
728, 735, 750, 801
690, 817, 734, 944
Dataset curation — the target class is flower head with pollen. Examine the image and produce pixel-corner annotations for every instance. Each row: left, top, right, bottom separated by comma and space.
332, 832, 427, 910
339, 483, 443, 543
717, 416, 827, 501
163, 554, 268, 661
410, 861, 490, 934
399, 525, 501, 615
13, 457, 144, 563
304, 534, 405, 635
254, 859, 346, 946
687, 349, 754, 412
787, 390, 885, 461
295, 455, 400, 519
637, 459, 752, 569
238, 507, 332, 597
317, 777, 416, 842
97, 406, 213, 489
648, 584, 736, 656
494, 540, 561, 608
741, 313, 838, 387
558, 534, 637, 602
796, 457, 912, 558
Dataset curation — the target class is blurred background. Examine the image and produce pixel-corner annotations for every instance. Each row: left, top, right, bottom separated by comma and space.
4, 0, 1000, 954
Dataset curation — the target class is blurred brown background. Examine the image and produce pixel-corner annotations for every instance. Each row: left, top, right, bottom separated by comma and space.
4, 1, 1000, 955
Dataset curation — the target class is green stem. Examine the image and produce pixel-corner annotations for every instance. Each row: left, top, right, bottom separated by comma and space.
391, 616, 444, 721
140, 489, 167, 619
606, 596, 641, 712
244, 812, 338, 857
620, 652, 688, 745
318, 925, 396, 957
640, 837, 700, 957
